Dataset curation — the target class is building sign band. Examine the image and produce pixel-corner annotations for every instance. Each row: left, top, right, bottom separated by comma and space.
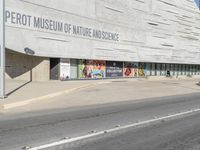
5, 10, 119, 42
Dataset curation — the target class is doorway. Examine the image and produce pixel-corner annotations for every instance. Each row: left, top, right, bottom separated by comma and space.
50, 58, 60, 80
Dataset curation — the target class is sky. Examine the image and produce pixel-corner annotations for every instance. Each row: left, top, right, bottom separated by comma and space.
194, 0, 200, 9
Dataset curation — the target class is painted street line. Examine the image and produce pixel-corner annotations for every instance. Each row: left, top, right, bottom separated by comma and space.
28, 108, 200, 150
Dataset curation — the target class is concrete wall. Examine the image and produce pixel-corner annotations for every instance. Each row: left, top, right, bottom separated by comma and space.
6, 50, 50, 81
5, 0, 200, 64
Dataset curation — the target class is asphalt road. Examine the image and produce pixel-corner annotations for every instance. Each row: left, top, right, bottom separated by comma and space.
64, 112, 200, 150
1, 93, 200, 150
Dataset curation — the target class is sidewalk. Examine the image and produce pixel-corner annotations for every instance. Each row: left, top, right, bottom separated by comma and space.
1, 77, 200, 112
0, 79, 111, 110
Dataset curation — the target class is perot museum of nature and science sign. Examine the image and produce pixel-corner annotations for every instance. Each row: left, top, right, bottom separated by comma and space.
5, 10, 120, 42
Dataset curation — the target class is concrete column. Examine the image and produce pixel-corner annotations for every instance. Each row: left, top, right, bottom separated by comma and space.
0, 0, 6, 98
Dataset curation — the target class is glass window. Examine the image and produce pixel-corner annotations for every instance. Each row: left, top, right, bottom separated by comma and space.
166, 64, 170, 76
198, 66, 200, 75
70, 59, 78, 79
182, 65, 186, 75
180, 65, 183, 75
186, 65, 189, 75
178, 65, 181, 75
174, 64, 178, 76
195, 65, 198, 75
151, 63, 156, 76
161, 64, 166, 76
190, 65, 193, 75
185, 65, 187, 75
180, 64, 183, 75
170, 64, 174, 76
194, 65, 196, 75
156, 64, 161, 76
192, 65, 194, 75
150, 63, 152, 76
191, 65, 194, 75
145, 63, 151, 76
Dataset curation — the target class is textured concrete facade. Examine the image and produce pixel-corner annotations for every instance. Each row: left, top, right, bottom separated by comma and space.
5, 0, 200, 65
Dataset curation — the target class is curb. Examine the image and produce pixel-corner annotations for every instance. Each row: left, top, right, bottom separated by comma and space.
0, 81, 110, 110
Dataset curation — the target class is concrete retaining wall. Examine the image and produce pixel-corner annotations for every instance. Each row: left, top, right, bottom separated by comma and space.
6, 50, 50, 81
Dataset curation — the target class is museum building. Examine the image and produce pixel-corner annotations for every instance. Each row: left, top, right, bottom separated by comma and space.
5, 0, 200, 81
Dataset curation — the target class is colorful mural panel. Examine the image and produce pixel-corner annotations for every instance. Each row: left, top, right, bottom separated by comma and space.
79, 60, 106, 78
138, 63, 146, 77
123, 62, 138, 77
106, 61, 123, 77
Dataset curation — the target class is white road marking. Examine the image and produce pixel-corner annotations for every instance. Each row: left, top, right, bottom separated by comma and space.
29, 108, 200, 150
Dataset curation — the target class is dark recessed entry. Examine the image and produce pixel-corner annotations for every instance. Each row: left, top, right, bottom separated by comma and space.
50, 58, 60, 80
